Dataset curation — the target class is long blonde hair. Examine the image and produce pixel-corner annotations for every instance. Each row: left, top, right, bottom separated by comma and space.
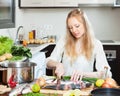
65, 9, 95, 62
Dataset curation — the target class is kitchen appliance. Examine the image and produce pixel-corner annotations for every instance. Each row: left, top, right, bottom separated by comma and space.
91, 88, 120, 96
0, 61, 36, 84
101, 40, 120, 85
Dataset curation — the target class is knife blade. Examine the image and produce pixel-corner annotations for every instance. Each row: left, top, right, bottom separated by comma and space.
56, 76, 62, 90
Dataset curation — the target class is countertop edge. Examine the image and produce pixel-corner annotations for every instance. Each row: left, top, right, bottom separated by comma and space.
29, 43, 56, 55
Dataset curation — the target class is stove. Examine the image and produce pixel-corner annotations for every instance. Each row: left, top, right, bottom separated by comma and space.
103, 44, 120, 85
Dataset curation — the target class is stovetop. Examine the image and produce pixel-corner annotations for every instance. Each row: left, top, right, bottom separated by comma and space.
100, 40, 114, 43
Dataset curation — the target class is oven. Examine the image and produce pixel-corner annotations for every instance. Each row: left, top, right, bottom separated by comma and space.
103, 43, 120, 85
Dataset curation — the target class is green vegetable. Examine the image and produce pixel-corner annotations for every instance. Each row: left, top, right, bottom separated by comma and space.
62, 76, 71, 81
11, 45, 32, 58
22, 92, 45, 96
0, 36, 13, 55
82, 77, 98, 84
8, 56, 23, 61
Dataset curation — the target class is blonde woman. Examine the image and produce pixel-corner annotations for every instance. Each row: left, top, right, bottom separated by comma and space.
46, 9, 112, 82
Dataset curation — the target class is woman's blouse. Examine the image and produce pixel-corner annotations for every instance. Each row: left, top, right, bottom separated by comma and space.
46, 36, 112, 77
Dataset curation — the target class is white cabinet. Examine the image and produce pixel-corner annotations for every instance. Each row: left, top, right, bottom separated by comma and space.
19, 0, 78, 8
54, 0, 78, 7
19, 0, 114, 8
20, 0, 54, 7
78, 0, 114, 4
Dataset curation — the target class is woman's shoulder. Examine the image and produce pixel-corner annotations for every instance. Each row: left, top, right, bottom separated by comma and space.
55, 36, 66, 49
94, 39, 102, 45
93, 39, 103, 49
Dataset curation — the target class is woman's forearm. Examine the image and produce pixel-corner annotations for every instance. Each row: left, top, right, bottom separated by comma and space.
83, 71, 105, 78
46, 59, 58, 69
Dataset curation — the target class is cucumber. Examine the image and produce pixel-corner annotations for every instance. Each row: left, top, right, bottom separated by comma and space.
62, 76, 71, 81
82, 77, 98, 84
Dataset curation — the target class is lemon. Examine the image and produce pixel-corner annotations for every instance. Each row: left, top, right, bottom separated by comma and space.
95, 79, 105, 87
31, 83, 40, 93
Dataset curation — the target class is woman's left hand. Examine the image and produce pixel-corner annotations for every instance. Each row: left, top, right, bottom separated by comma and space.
70, 70, 83, 82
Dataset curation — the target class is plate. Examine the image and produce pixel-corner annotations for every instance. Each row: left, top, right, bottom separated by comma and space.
0, 57, 27, 66
0, 60, 9, 65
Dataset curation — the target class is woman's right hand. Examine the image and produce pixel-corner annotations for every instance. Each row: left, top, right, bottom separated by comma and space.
55, 63, 64, 78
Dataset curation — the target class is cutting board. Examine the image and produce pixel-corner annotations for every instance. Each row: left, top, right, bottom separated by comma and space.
40, 88, 93, 96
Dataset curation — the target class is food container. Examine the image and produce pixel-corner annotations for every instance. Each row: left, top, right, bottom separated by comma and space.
0, 61, 36, 84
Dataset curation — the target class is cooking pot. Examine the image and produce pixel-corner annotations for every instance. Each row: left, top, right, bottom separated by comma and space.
91, 88, 120, 96
0, 61, 36, 84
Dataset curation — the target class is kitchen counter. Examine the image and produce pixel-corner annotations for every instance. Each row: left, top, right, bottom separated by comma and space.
101, 40, 120, 45
28, 43, 56, 55
28, 40, 120, 55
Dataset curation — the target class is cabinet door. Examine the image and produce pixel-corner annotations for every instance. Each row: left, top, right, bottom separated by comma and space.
19, 0, 54, 7
54, 0, 78, 7
78, 0, 114, 4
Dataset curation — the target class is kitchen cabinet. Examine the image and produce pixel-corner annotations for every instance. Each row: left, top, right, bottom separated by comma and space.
54, 0, 78, 7
19, 0, 54, 8
19, 0, 78, 8
78, 0, 114, 7
19, 0, 114, 8
78, 0, 114, 4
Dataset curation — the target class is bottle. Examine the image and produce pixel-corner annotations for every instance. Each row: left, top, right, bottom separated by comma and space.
29, 31, 33, 40
31, 25, 37, 39
32, 29, 36, 39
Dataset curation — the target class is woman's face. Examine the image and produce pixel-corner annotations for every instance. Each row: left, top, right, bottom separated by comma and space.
68, 17, 85, 39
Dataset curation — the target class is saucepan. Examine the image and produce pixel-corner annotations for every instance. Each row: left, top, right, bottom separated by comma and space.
0, 61, 36, 84
91, 88, 120, 96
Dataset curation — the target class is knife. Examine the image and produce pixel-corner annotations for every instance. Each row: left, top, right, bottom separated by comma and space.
56, 76, 61, 90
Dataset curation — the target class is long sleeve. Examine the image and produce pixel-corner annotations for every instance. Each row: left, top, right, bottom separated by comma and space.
94, 40, 112, 78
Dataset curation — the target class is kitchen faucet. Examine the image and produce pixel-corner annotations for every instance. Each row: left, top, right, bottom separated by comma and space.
14, 26, 23, 45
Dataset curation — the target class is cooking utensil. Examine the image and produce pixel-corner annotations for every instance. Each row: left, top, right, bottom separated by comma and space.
91, 88, 120, 96
0, 61, 36, 84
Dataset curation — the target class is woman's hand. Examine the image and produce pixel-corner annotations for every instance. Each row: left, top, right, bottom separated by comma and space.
55, 63, 64, 78
70, 70, 83, 82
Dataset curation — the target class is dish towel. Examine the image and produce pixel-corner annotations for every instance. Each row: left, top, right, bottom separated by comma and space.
29, 52, 46, 79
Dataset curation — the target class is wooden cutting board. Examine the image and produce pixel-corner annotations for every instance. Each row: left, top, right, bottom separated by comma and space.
40, 88, 93, 96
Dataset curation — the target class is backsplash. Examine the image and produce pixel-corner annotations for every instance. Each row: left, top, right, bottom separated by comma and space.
0, 0, 120, 41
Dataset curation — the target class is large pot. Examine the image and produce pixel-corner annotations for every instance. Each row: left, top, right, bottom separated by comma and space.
1, 61, 36, 84
91, 88, 120, 96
